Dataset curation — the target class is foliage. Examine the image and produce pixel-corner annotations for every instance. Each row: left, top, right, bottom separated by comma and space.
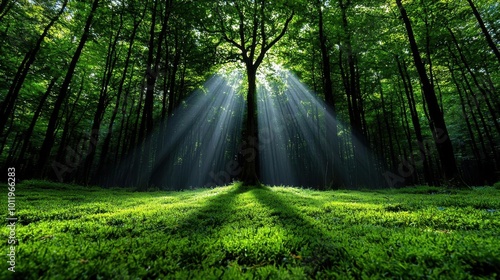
1, 181, 499, 279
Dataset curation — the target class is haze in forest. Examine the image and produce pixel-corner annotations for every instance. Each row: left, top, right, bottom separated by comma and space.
0, 0, 499, 189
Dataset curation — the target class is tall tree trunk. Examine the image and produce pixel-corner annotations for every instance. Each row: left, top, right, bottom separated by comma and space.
466, 0, 500, 64
167, 31, 180, 118
36, 0, 99, 177
0, 0, 68, 135
127, 84, 144, 186
339, 0, 368, 186
97, 9, 145, 179
84, 12, 123, 183
462, 78, 489, 161
450, 66, 483, 181
49, 73, 88, 181
396, 0, 459, 184
240, 65, 259, 185
447, 45, 497, 167
154, 2, 172, 179
137, 0, 165, 189
17, 77, 57, 176
317, 0, 341, 188
138, 0, 158, 148
378, 76, 396, 170
318, 0, 334, 109
54, 78, 80, 162
447, 27, 500, 136
461, 71, 499, 163
396, 56, 432, 185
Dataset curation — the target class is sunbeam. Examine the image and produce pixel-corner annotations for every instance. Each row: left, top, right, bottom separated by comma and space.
105, 71, 245, 189
105, 66, 382, 189
258, 68, 382, 188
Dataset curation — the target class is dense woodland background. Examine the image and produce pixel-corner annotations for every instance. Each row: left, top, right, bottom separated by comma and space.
0, 0, 499, 189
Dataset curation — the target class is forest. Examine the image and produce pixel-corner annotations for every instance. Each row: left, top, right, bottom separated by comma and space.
0, 0, 500, 189
1, 0, 499, 189
1, 0, 500, 278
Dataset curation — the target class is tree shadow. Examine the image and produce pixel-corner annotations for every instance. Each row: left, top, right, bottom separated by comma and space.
143, 183, 260, 271
166, 183, 247, 236
251, 186, 361, 278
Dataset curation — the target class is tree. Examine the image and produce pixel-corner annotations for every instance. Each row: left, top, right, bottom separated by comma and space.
466, 0, 500, 64
0, 0, 12, 22
395, 0, 459, 184
37, 0, 100, 177
1, 0, 498, 188
0, 0, 68, 136
201, 0, 295, 185
96, 0, 148, 180
316, 0, 342, 188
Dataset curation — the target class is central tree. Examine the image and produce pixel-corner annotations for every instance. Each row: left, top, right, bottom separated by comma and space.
202, 0, 294, 185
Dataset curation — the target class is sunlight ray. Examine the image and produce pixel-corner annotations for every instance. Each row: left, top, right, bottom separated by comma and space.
258, 69, 381, 188
106, 72, 245, 189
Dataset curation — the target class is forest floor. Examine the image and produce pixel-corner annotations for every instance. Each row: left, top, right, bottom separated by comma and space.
1, 180, 500, 279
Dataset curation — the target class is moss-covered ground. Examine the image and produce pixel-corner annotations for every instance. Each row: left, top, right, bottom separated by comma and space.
1, 180, 499, 279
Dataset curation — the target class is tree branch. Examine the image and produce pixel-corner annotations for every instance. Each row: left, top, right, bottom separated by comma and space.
255, 10, 294, 67
259, 0, 266, 63
234, 2, 248, 60
249, 0, 259, 61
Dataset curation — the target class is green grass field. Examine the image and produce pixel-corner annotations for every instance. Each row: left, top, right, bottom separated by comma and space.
1, 180, 500, 279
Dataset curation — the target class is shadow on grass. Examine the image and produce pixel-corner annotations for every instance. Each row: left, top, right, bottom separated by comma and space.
251, 186, 361, 278
166, 183, 246, 236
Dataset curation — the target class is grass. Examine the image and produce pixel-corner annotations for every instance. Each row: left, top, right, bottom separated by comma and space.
1, 180, 500, 279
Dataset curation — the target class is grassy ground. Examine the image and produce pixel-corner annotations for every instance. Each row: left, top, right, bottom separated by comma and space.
1, 180, 500, 279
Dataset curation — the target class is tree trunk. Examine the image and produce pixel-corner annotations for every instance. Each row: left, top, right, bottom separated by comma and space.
36, 0, 99, 177
44, 84, 86, 183
133, 1, 157, 188
451, 66, 483, 181
447, 45, 497, 166
318, 0, 334, 109
378, 76, 396, 170
396, 0, 459, 184
211, 0, 293, 186
396, 56, 433, 185
317, 0, 341, 188
461, 71, 499, 163
97, 13, 144, 180
0, 0, 13, 22
240, 65, 259, 185
466, 0, 500, 64
84, 12, 123, 183
141, 0, 171, 137
17, 76, 57, 176
54, 91, 75, 163
167, 31, 181, 118
447, 27, 500, 136
339, 0, 368, 186
0, 0, 68, 134
126, 83, 144, 186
